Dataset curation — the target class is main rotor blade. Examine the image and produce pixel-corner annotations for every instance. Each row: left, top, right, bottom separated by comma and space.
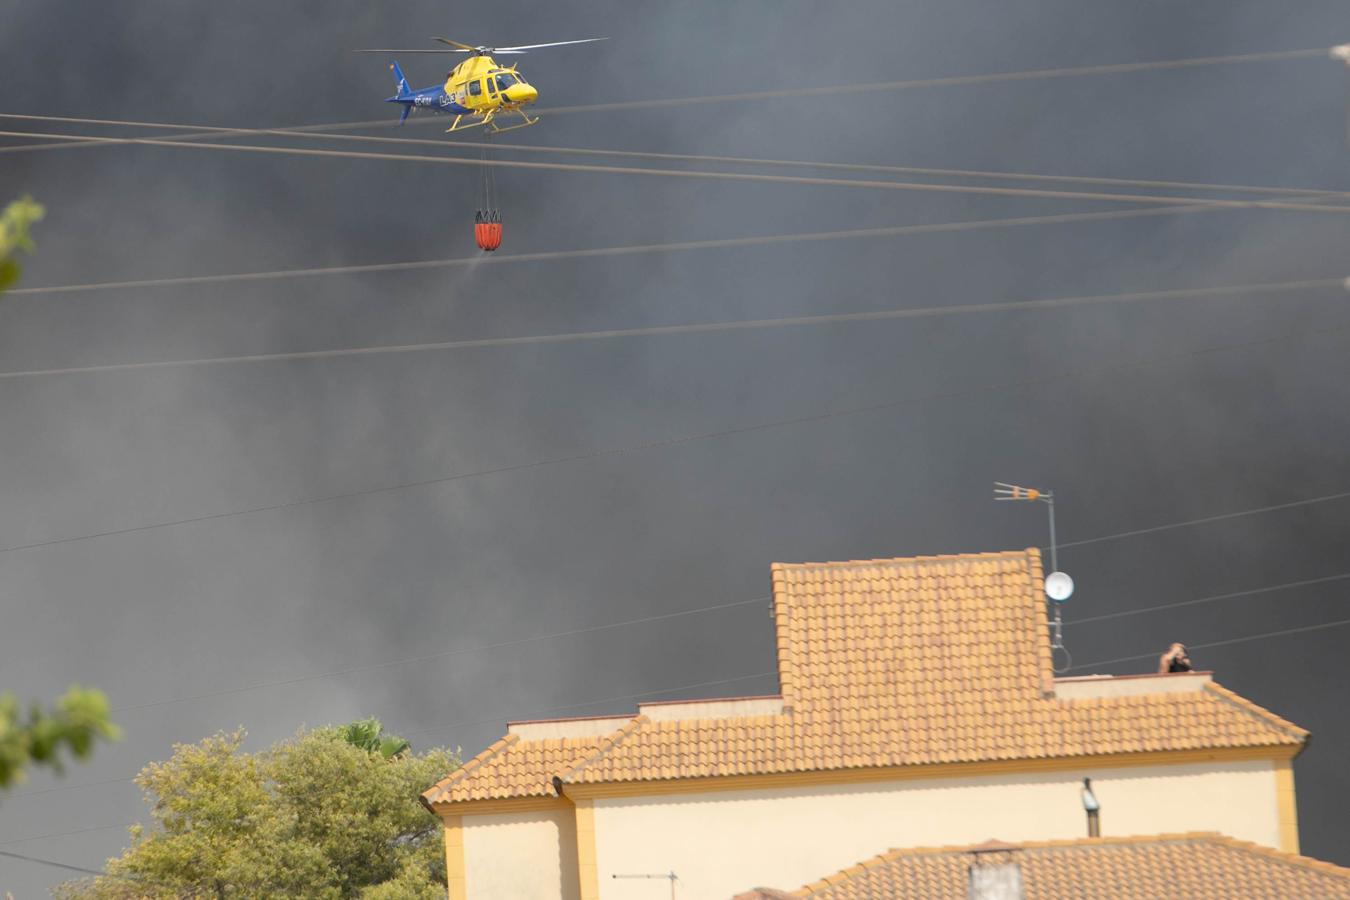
434, 37, 479, 51
490, 37, 607, 52
355, 49, 465, 53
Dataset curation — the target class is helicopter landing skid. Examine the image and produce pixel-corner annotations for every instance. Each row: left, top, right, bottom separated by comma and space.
445, 114, 487, 133
488, 108, 538, 133
446, 108, 537, 134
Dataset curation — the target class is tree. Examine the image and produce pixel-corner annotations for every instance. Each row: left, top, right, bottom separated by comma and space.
0, 195, 44, 292
55, 726, 460, 899
337, 717, 411, 760
0, 196, 119, 791
0, 687, 120, 788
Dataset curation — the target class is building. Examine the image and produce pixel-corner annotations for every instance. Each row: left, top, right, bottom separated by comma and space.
732, 833, 1350, 899
420, 549, 1308, 900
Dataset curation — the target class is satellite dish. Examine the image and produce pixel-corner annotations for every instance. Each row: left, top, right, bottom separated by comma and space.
1044, 571, 1074, 603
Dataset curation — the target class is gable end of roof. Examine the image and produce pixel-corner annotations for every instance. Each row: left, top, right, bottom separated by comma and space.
1202, 681, 1310, 744
422, 732, 520, 806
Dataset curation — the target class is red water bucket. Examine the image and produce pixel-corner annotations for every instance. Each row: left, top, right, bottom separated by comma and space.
474, 211, 502, 251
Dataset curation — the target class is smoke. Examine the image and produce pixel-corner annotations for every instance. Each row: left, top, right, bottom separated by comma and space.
3, 0, 1350, 894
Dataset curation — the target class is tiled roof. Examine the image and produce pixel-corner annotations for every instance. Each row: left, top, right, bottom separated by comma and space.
424, 550, 1306, 808
424, 732, 606, 805
761, 833, 1350, 899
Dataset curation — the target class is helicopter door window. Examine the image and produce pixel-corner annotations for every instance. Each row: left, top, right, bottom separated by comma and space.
485, 77, 496, 96
468, 80, 481, 96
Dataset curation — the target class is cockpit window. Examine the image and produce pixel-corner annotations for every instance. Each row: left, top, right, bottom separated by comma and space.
496, 73, 517, 89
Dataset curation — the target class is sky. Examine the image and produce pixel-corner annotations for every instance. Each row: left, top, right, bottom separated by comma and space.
2, 0, 1349, 895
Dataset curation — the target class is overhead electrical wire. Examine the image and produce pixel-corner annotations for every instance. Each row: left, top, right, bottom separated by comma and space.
0, 44, 1336, 154
0, 848, 113, 877
5, 129, 1350, 216
1056, 488, 1350, 551
1069, 616, 1350, 672
1, 275, 1341, 378
0, 848, 198, 897
2, 309, 1349, 559
234, 132, 1350, 199
1065, 571, 1350, 625
537, 47, 1338, 114
0, 821, 136, 847
0, 206, 1270, 298
2, 772, 139, 801
7, 114, 1350, 205
6, 196, 1344, 298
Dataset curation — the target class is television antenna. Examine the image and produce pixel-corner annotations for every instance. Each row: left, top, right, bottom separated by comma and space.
994, 482, 1073, 672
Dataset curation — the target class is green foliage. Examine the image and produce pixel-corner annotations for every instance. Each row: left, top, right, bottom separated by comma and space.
0, 195, 44, 292
55, 726, 458, 899
0, 685, 120, 788
337, 717, 411, 760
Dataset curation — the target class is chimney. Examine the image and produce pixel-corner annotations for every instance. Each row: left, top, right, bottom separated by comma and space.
967, 843, 1024, 900
1081, 778, 1101, 837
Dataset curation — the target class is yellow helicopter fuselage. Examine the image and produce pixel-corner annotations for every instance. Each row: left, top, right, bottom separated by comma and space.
441, 55, 538, 125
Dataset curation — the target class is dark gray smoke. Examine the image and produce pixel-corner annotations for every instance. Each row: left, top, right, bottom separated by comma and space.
3, 0, 1349, 894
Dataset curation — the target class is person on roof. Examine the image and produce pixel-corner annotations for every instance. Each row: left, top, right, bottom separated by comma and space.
1158, 642, 1192, 674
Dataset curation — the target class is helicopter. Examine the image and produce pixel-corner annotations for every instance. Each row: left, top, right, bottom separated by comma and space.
359, 37, 606, 133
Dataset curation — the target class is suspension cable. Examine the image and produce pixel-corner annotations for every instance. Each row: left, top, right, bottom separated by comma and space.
0, 275, 1340, 379
5, 129, 1350, 215
7, 115, 1350, 204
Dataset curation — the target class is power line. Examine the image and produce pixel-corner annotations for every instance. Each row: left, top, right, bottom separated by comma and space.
5, 129, 1350, 216
1, 275, 1340, 379
0, 44, 1333, 154
110, 597, 767, 714
6, 198, 1341, 299
0, 848, 198, 898
1068, 616, 1350, 671
1066, 571, 1350, 625
0, 821, 134, 847
3, 773, 138, 800
2, 204, 1268, 297
9, 115, 1350, 203
537, 47, 1337, 114
0, 848, 110, 877
2, 310, 1348, 560
1058, 489, 1350, 551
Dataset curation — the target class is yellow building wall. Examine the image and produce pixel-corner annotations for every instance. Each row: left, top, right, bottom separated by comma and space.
586, 759, 1285, 900
461, 807, 579, 900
